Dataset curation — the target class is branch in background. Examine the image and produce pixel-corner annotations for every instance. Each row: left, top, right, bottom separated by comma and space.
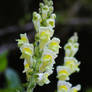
0, 17, 92, 53
0, 43, 17, 54
67, 0, 81, 17
0, 22, 34, 37
63, 18, 92, 25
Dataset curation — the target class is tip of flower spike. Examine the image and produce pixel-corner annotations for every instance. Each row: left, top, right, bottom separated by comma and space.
68, 32, 78, 44
43, 0, 53, 6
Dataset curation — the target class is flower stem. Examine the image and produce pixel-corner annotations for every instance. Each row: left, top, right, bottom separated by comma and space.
27, 75, 36, 92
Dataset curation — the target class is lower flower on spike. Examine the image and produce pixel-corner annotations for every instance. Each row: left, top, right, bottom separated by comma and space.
57, 66, 70, 81
70, 85, 81, 92
37, 73, 50, 86
57, 81, 72, 92
64, 57, 80, 74
39, 53, 54, 72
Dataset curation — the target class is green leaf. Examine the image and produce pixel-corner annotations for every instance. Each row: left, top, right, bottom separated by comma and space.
0, 51, 8, 72
5, 68, 22, 92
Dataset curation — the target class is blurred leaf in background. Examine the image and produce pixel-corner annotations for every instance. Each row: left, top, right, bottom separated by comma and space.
0, 51, 8, 73
0, 68, 23, 92
86, 88, 92, 92
5, 68, 23, 92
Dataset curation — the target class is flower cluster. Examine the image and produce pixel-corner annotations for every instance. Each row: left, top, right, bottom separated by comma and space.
17, 0, 61, 90
57, 33, 81, 92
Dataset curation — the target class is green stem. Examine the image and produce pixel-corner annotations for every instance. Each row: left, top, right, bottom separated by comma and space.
27, 75, 36, 92
27, 87, 34, 92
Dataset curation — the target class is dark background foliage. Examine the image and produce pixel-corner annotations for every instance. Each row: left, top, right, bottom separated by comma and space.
0, 0, 92, 92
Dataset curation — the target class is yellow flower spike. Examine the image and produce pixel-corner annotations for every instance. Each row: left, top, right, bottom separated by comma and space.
57, 81, 72, 92
64, 57, 80, 74
47, 37, 61, 54
57, 66, 70, 81
17, 33, 29, 47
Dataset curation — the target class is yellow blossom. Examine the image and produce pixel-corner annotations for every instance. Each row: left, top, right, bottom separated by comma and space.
57, 66, 70, 81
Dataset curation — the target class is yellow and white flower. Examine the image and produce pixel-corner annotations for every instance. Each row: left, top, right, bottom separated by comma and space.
39, 49, 55, 72
47, 18, 55, 28
20, 43, 34, 65
57, 66, 71, 81
64, 42, 79, 57
57, 81, 72, 92
39, 27, 54, 40
23, 60, 33, 73
70, 85, 81, 92
47, 37, 61, 54
64, 33, 79, 57
17, 33, 29, 47
64, 57, 80, 74
37, 73, 50, 86
43, 48, 57, 59
39, 27, 54, 49
20, 43, 34, 57
33, 12, 42, 32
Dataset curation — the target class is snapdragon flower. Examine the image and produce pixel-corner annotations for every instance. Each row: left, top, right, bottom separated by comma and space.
33, 12, 41, 32
57, 66, 70, 81
64, 57, 80, 74
47, 18, 55, 28
17, 33, 29, 47
57, 81, 72, 92
64, 33, 79, 57
17, 0, 61, 91
37, 72, 50, 86
70, 85, 81, 92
